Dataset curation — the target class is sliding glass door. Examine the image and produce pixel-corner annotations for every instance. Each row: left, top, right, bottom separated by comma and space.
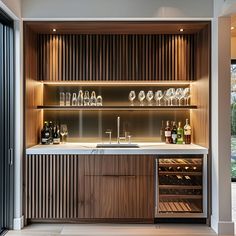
0, 9, 14, 233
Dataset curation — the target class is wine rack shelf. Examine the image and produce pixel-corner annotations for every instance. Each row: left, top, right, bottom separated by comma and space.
37, 105, 197, 111
159, 185, 202, 189
159, 194, 202, 199
159, 201, 201, 213
158, 171, 202, 176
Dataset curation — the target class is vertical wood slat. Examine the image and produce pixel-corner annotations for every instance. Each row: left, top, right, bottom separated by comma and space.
38, 34, 195, 81
25, 154, 82, 219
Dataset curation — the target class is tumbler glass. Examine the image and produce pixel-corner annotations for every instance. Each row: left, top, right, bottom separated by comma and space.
65, 92, 71, 106
59, 92, 65, 106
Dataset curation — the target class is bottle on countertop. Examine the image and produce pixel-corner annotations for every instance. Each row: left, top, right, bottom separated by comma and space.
41, 121, 50, 145
171, 121, 177, 144
165, 120, 172, 144
48, 121, 53, 144
177, 121, 184, 144
53, 125, 60, 144
160, 120, 165, 142
184, 118, 191, 144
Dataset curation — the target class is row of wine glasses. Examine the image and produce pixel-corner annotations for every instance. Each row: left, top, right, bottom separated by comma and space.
128, 88, 191, 106
60, 91, 103, 106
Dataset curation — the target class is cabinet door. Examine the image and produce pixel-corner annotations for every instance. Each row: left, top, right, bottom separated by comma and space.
119, 176, 154, 219
84, 176, 119, 218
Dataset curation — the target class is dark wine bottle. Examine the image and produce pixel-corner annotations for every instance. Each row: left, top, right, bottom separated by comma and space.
41, 121, 50, 145
171, 121, 177, 144
49, 121, 53, 144
165, 121, 172, 144
53, 125, 60, 144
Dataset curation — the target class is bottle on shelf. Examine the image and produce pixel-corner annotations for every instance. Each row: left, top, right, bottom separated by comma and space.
171, 121, 177, 144
41, 121, 50, 145
177, 121, 184, 144
184, 118, 191, 144
160, 120, 165, 142
48, 121, 53, 144
165, 120, 172, 144
53, 125, 60, 144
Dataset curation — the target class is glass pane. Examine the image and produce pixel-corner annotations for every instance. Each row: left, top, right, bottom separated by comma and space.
231, 62, 236, 179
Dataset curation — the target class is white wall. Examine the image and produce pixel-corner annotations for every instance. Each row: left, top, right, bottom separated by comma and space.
0, 0, 21, 19
21, 0, 213, 19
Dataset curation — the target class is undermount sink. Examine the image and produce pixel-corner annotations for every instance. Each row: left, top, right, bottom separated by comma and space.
96, 143, 140, 148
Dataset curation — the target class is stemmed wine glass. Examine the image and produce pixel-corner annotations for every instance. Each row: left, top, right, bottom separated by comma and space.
154, 90, 163, 106
60, 124, 68, 143
183, 88, 191, 106
146, 90, 154, 106
175, 88, 184, 106
128, 91, 136, 106
166, 88, 175, 106
138, 91, 146, 106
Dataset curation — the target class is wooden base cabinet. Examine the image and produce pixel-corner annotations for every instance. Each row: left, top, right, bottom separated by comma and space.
25, 154, 154, 222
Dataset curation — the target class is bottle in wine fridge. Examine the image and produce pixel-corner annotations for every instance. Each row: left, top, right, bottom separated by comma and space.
41, 121, 50, 145
177, 121, 184, 144
171, 121, 177, 144
165, 121, 172, 144
184, 118, 191, 144
53, 125, 61, 144
160, 120, 165, 142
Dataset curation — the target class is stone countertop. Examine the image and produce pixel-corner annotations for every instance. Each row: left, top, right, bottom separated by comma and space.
26, 142, 208, 155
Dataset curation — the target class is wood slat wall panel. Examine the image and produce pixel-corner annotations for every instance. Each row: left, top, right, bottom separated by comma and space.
38, 34, 195, 81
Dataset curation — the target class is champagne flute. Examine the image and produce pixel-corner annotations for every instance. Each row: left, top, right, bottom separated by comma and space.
84, 91, 90, 106
90, 91, 97, 106
77, 90, 83, 106
166, 88, 175, 106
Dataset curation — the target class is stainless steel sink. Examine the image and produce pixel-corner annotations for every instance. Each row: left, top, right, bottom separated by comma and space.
96, 143, 140, 148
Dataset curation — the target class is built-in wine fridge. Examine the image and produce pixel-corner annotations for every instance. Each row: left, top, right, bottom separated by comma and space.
155, 155, 207, 218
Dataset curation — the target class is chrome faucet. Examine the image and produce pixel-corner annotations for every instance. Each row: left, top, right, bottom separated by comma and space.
117, 116, 126, 143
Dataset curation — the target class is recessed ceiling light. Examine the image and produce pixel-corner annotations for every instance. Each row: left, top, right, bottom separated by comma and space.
231, 26, 235, 30
179, 28, 184, 32
52, 29, 57, 32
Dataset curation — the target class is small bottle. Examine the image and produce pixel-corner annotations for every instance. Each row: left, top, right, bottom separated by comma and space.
41, 121, 50, 145
48, 121, 53, 144
177, 121, 184, 144
160, 120, 165, 142
171, 121, 177, 144
184, 119, 191, 144
165, 121, 172, 144
53, 125, 60, 144
77, 90, 83, 106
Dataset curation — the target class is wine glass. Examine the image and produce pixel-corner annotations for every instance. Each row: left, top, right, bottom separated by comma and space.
154, 90, 163, 106
60, 124, 68, 143
72, 93, 77, 106
128, 91, 136, 106
59, 92, 65, 106
183, 88, 191, 106
65, 92, 71, 106
166, 88, 175, 106
138, 90, 146, 106
97, 95, 103, 106
146, 90, 154, 106
175, 88, 184, 106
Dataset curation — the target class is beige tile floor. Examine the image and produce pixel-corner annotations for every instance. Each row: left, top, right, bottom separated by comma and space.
6, 223, 216, 236
7, 183, 236, 236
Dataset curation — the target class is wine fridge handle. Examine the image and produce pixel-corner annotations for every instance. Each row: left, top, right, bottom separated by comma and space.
155, 158, 158, 216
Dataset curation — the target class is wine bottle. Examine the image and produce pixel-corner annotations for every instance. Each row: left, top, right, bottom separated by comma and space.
177, 121, 184, 144
184, 118, 191, 144
49, 121, 53, 144
165, 121, 172, 144
53, 125, 60, 144
171, 121, 177, 144
41, 121, 50, 145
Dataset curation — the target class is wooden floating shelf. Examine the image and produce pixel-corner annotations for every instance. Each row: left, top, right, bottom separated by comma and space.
37, 105, 197, 111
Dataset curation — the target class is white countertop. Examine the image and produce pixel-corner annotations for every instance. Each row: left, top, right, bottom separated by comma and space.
26, 142, 208, 155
